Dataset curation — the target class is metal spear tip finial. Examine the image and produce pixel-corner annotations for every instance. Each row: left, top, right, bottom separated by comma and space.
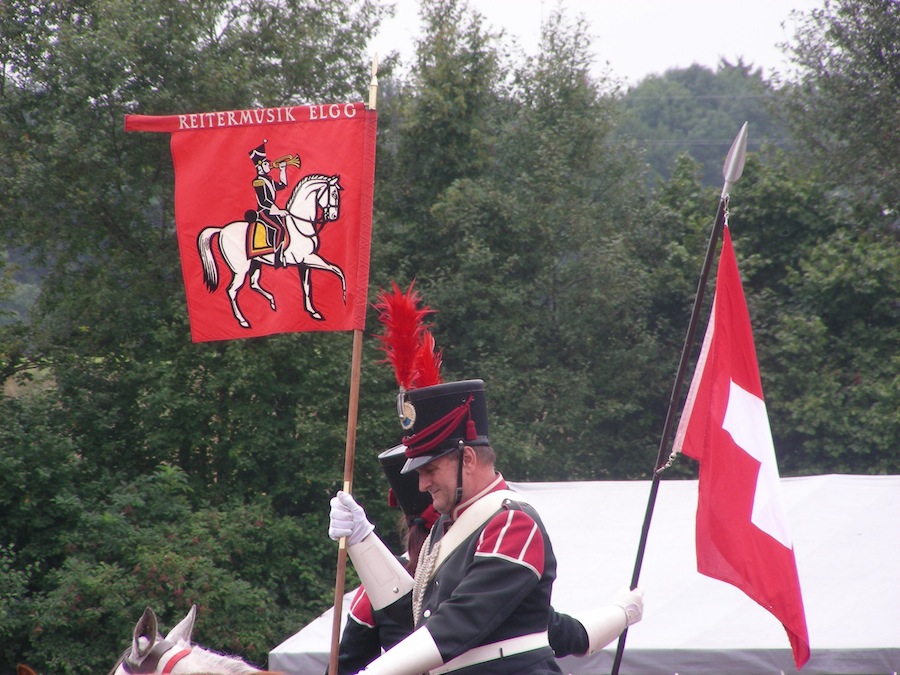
721, 121, 749, 199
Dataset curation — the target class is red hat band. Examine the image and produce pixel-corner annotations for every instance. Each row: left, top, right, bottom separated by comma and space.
403, 395, 476, 458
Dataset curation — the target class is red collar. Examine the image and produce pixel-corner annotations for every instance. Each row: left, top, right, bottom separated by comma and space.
450, 473, 506, 521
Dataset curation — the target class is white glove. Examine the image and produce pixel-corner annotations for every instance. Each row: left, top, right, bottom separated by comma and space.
612, 586, 644, 626
329, 490, 375, 546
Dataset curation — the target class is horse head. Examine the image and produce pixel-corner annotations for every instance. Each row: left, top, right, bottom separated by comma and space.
285, 174, 342, 225
110, 605, 268, 674
317, 174, 343, 223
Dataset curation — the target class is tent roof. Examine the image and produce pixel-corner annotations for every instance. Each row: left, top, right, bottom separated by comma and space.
270, 474, 900, 674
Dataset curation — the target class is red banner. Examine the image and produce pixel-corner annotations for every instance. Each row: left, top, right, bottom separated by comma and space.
672, 227, 810, 669
126, 103, 376, 342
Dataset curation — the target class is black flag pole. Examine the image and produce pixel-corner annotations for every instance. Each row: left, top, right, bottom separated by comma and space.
610, 122, 748, 675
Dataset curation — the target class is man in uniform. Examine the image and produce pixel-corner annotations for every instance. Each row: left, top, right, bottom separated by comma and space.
330, 445, 440, 674
330, 379, 644, 674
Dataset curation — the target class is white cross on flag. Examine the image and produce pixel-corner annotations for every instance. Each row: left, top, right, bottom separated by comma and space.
672, 226, 810, 669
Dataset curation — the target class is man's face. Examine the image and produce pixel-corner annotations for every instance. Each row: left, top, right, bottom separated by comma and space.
259, 159, 271, 174
416, 452, 459, 515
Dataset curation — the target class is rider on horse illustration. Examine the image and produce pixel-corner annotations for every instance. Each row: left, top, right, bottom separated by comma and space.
248, 139, 293, 268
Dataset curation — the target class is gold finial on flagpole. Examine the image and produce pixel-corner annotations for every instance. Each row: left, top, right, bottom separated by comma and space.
368, 53, 379, 110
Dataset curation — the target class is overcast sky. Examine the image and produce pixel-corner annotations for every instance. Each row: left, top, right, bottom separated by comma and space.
369, 0, 824, 86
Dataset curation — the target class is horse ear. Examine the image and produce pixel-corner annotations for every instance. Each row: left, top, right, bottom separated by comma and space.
16, 665, 38, 675
165, 604, 197, 644
132, 607, 158, 659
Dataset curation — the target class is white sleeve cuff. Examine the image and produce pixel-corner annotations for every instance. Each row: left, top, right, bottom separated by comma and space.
360, 626, 443, 675
573, 605, 628, 655
347, 533, 414, 610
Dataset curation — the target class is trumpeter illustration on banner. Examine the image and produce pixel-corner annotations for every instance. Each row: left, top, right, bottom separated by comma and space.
247, 139, 294, 269
195, 139, 347, 329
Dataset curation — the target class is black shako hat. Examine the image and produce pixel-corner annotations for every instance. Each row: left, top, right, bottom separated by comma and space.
248, 140, 268, 165
378, 444, 433, 516
399, 379, 490, 474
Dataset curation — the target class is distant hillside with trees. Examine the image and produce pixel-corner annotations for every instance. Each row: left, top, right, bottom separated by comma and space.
614, 60, 791, 186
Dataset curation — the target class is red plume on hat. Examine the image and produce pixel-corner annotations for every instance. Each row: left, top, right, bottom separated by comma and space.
373, 281, 443, 391
374, 283, 446, 521
413, 329, 442, 390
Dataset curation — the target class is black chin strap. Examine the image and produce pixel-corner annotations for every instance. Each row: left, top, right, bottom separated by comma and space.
454, 441, 464, 507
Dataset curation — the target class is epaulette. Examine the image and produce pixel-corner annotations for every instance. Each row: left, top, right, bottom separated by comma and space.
502, 497, 525, 512
252, 178, 266, 187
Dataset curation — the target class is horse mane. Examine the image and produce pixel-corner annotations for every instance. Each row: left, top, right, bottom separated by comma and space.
297, 172, 332, 185
287, 173, 336, 204
172, 643, 262, 674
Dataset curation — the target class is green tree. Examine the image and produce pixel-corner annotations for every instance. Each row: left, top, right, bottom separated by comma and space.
0, 0, 394, 668
764, 0, 900, 471
616, 61, 788, 186
0, 544, 32, 669
395, 0, 500, 207
781, 0, 900, 210
480, 10, 665, 480
760, 216, 900, 474
21, 465, 337, 673
372, 0, 504, 289
380, 6, 669, 480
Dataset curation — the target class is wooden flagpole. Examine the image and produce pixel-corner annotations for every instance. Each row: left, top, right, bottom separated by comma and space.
610, 123, 748, 675
327, 328, 363, 674
327, 55, 379, 675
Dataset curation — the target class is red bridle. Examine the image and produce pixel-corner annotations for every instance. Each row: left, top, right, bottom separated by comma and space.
160, 648, 191, 674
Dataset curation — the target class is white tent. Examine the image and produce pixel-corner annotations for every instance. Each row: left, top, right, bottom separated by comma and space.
270, 474, 900, 674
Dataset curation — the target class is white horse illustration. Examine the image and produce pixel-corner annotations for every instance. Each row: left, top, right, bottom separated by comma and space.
197, 173, 345, 328
109, 605, 277, 674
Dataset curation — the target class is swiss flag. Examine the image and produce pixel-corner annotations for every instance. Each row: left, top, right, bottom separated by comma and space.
672, 227, 810, 669
126, 103, 376, 342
